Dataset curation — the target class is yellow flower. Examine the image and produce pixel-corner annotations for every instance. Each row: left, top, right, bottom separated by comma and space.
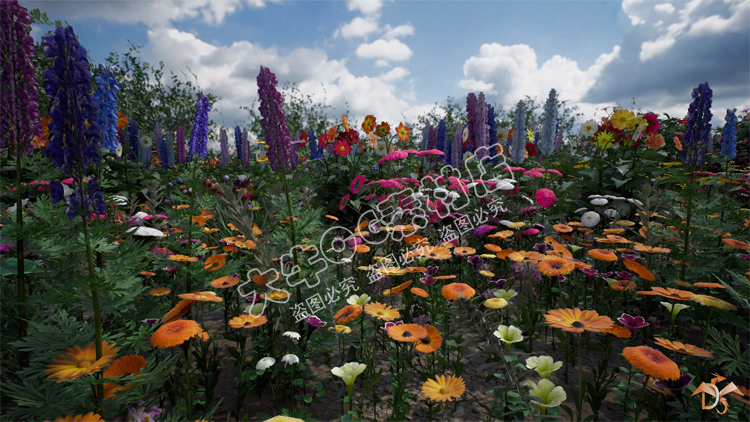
595, 131, 615, 149
610, 108, 636, 130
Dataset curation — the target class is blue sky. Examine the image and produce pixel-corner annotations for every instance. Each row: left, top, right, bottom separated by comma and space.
24, 0, 749, 139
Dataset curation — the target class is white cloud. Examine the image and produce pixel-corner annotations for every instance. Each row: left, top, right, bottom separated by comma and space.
355, 38, 413, 62
654, 3, 675, 13
23, 0, 270, 26
336, 16, 379, 38
347, 0, 385, 16
381, 67, 409, 82
622, 0, 646, 25
383, 24, 414, 39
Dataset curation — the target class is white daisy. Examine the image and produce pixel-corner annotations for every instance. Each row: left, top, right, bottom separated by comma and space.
603, 208, 619, 219
282, 331, 301, 340
581, 211, 601, 227
579, 119, 598, 137
497, 127, 509, 142
375, 142, 388, 156
463, 151, 474, 161
281, 354, 299, 366
590, 198, 608, 206
115, 144, 123, 157
256, 357, 276, 370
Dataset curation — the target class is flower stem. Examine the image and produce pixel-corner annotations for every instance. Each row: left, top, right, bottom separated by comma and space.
633, 375, 649, 422
577, 333, 584, 422
82, 218, 104, 410
14, 145, 28, 368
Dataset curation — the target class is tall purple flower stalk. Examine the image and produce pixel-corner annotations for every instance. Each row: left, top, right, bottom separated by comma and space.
466, 93, 478, 153
93, 64, 120, 153
511, 100, 526, 164
234, 126, 243, 162
487, 105, 499, 164
0, 0, 40, 153
176, 125, 186, 164
156, 122, 170, 170
474, 92, 490, 159
308, 128, 321, 160
721, 108, 737, 160
436, 119, 446, 162
220, 127, 230, 165
451, 124, 463, 166
539, 89, 558, 156
682, 82, 712, 167
257, 66, 297, 171
188, 92, 211, 162
241, 128, 250, 165
128, 119, 139, 161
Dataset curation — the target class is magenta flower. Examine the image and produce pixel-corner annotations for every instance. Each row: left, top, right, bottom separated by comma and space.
364, 193, 376, 201
618, 313, 649, 332
535, 188, 557, 207
339, 195, 350, 210
350, 175, 365, 194
522, 228, 540, 236
381, 321, 403, 331
524, 169, 544, 178
378, 150, 409, 164
474, 224, 497, 236
546, 169, 563, 177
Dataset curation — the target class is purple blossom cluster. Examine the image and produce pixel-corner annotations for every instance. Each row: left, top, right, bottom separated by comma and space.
257, 66, 298, 171
188, 92, 211, 161
175, 125, 186, 164
682, 82, 712, 167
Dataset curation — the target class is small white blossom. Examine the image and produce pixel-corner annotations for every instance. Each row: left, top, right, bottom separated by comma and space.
256, 357, 276, 370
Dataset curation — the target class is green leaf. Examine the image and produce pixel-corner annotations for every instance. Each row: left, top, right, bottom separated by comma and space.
612, 177, 632, 188
0, 259, 46, 275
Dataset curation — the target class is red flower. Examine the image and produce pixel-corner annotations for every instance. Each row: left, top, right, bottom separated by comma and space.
525, 143, 536, 157
333, 140, 351, 156
362, 115, 377, 134
375, 122, 390, 137
643, 113, 661, 134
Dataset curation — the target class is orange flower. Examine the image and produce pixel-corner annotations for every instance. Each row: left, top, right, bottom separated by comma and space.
377, 267, 408, 277
405, 266, 426, 273
54, 412, 104, 422
441, 283, 476, 300
179, 291, 223, 302
149, 287, 171, 297
552, 224, 573, 233
139, 271, 155, 276
421, 375, 465, 402
453, 246, 476, 256
334, 305, 363, 324
387, 323, 427, 342
203, 254, 226, 271
228, 314, 268, 329
364, 302, 400, 321
361, 115, 377, 134
611, 280, 637, 291
413, 325, 442, 353
353, 244, 371, 253
633, 243, 671, 254
507, 250, 545, 263
161, 299, 196, 323
404, 246, 452, 260
150, 320, 203, 348
692, 282, 725, 289
44, 341, 119, 381
396, 122, 411, 142
603, 324, 632, 338
252, 274, 268, 285
690, 294, 737, 311
653, 338, 712, 357
622, 346, 680, 380
489, 230, 514, 239
211, 275, 240, 289
537, 257, 575, 277
543, 308, 614, 333
722, 238, 750, 250
636, 287, 694, 301
102, 354, 148, 399
167, 254, 198, 262
588, 249, 618, 261
404, 234, 428, 246
623, 259, 654, 281
495, 249, 515, 260
410, 287, 429, 297
484, 244, 504, 252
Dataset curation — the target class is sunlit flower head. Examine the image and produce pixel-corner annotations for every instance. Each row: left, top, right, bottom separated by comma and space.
494, 324, 524, 344
45, 341, 119, 382
525, 379, 567, 412
281, 354, 300, 366
421, 375, 465, 402
256, 356, 276, 370
622, 346, 679, 380
525, 356, 563, 379
331, 362, 367, 387
544, 308, 614, 333
347, 294, 371, 306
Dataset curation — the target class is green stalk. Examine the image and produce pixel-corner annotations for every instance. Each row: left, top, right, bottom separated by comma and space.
279, 165, 301, 312
14, 145, 28, 368
82, 217, 104, 409
577, 333, 584, 422
632, 375, 649, 421
679, 179, 694, 282
700, 307, 713, 349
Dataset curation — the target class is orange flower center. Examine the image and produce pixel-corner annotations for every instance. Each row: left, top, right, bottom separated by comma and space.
439, 387, 447, 394
78, 360, 93, 368
572, 321, 584, 328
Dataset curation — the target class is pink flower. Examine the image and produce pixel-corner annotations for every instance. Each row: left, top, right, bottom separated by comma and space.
339, 195, 350, 210
378, 150, 408, 164
364, 193, 376, 201
535, 188, 556, 208
415, 149, 445, 157
150, 247, 173, 256
164, 266, 178, 274
350, 175, 365, 194
522, 228, 539, 236
546, 169, 563, 177
523, 170, 544, 178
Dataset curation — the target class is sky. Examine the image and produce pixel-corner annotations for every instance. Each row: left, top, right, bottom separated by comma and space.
23, 0, 750, 141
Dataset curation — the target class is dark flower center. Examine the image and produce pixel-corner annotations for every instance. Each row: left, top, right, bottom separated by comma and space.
402, 331, 412, 338
572, 321, 585, 328
421, 337, 431, 345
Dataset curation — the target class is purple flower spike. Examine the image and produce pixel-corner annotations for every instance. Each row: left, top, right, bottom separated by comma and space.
618, 313, 649, 332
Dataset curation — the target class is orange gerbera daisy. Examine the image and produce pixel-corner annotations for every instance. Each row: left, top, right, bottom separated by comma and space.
102, 354, 148, 399
387, 323, 428, 342
44, 341, 119, 381
364, 302, 401, 321
611, 280, 637, 291
334, 305, 363, 324
211, 275, 240, 289
191, 215, 207, 226
405, 267, 426, 273
391, 280, 413, 293
692, 282, 725, 289
622, 346, 680, 380
353, 244, 371, 253
484, 243, 504, 252
410, 287, 429, 297
161, 299, 196, 323
489, 230, 514, 239
179, 291, 223, 302
203, 254, 226, 271
139, 271, 155, 276
603, 324, 632, 338
150, 319, 203, 348
588, 249, 618, 261
441, 283, 476, 300
537, 257, 575, 277
453, 247, 476, 256
552, 224, 573, 233
507, 250, 545, 263
53, 412, 104, 422
653, 338, 712, 357
637, 287, 694, 301
691, 294, 737, 311
633, 244, 671, 254
543, 308, 614, 333
421, 375, 465, 402
671, 279, 693, 288
404, 234, 428, 246
414, 325, 442, 353
149, 287, 171, 296
228, 314, 268, 329
376, 267, 408, 276
623, 259, 655, 281
405, 246, 452, 260
167, 254, 198, 262
722, 238, 750, 250
495, 249, 515, 260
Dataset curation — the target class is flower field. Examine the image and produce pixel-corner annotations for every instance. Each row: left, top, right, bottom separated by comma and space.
2, 3, 750, 422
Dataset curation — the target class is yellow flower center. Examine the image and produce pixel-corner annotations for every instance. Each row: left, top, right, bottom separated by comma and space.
439, 387, 447, 395
78, 360, 93, 368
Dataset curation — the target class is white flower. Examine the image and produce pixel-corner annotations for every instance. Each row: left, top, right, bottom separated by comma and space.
7, 199, 29, 214
496, 181, 516, 191
603, 208, 619, 219
590, 198, 608, 206
581, 211, 601, 227
498, 220, 513, 227
465, 182, 478, 189
130, 211, 150, 225
411, 192, 424, 200
126, 227, 165, 237
115, 144, 123, 157
463, 151, 474, 161
110, 195, 128, 206
347, 294, 371, 306
462, 126, 469, 142
281, 354, 299, 366
579, 119, 598, 137
331, 362, 367, 387
497, 127, 509, 142
282, 331, 301, 341
140, 136, 153, 148
588, 194, 602, 198
62, 183, 74, 197
521, 195, 535, 204
446, 191, 460, 200
493, 324, 524, 344
256, 357, 275, 370
375, 142, 387, 156
433, 187, 448, 196
574, 207, 588, 214
627, 198, 644, 207
526, 356, 563, 379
